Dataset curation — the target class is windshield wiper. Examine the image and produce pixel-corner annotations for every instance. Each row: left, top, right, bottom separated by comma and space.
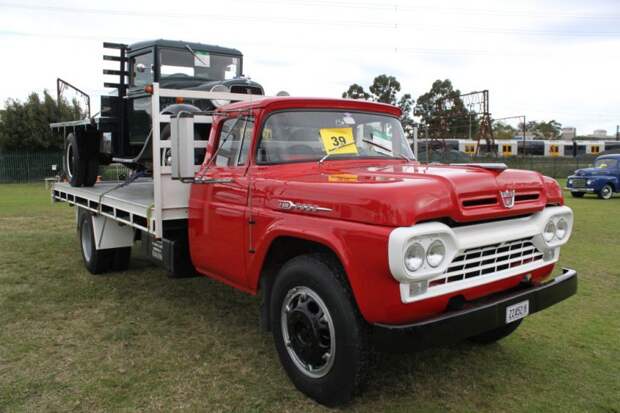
319, 141, 358, 164
185, 45, 209, 67
362, 139, 412, 161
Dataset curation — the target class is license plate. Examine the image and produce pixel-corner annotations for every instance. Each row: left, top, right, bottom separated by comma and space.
505, 300, 529, 324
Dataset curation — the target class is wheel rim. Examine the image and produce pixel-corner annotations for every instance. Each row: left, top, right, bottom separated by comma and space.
81, 218, 92, 262
281, 286, 336, 378
66, 141, 75, 179
602, 186, 612, 199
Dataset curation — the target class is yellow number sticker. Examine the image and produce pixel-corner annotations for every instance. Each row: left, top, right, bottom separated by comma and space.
319, 128, 358, 155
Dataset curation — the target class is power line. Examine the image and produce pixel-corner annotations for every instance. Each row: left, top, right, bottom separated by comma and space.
1, 30, 592, 58
1, 2, 620, 37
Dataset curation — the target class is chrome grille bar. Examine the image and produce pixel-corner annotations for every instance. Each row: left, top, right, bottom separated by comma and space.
429, 238, 544, 287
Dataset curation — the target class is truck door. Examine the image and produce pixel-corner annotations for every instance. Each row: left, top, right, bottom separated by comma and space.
189, 115, 254, 287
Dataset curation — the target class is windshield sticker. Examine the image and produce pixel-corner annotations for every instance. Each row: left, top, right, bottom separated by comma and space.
319, 128, 358, 155
194, 51, 211, 67
262, 128, 272, 140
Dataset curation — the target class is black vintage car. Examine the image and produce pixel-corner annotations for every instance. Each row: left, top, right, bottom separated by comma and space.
52, 39, 264, 186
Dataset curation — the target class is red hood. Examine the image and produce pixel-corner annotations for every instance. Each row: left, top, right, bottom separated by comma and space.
253, 160, 563, 227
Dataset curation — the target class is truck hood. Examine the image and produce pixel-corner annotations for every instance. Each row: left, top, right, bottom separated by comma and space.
257, 161, 561, 227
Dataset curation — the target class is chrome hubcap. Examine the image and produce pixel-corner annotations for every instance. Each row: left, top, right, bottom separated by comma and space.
602, 187, 611, 198
281, 286, 335, 378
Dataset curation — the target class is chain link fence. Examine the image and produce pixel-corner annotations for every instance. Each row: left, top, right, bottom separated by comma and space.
0, 152, 62, 183
0, 152, 133, 184
416, 149, 596, 179
0, 150, 598, 184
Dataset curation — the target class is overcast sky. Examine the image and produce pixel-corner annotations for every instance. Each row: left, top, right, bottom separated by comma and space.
1, 0, 618, 135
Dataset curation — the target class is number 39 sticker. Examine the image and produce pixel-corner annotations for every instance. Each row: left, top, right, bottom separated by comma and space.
319, 128, 358, 155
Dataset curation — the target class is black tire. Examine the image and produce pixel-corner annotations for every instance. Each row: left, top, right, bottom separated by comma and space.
570, 192, 585, 198
469, 319, 523, 344
78, 212, 114, 274
64, 132, 99, 187
597, 184, 613, 200
270, 254, 370, 407
64, 133, 86, 187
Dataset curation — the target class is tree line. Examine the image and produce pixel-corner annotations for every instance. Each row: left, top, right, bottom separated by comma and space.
0, 79, 564, 153
342, 76, 563, 141
0, 91, 84, 153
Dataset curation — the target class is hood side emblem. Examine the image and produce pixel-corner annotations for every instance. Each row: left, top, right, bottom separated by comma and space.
278, 200, 332, 213
500, 189, 516, 209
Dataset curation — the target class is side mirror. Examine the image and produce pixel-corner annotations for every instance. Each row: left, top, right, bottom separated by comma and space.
170, 113, 195, 180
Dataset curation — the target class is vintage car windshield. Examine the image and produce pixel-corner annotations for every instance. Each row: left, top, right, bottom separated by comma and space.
256, 111, 414, 164
594, 158, 618, 169
159, 48, 241, 81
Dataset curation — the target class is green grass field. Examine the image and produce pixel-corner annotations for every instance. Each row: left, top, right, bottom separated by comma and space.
1, 183, 618, 412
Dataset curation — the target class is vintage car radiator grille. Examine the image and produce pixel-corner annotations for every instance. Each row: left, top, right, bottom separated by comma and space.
571, 178, 586, 188
429, 237, 544, 287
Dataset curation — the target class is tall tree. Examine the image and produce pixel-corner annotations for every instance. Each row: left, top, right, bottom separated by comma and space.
414, 79, 472, 140
493, 121, 517, 140
342, 75, 415, 139
517, 120, 562, 139
0, 90, 84, 152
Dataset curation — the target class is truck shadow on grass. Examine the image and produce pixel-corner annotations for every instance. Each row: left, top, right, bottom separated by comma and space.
97, 248, 531, 408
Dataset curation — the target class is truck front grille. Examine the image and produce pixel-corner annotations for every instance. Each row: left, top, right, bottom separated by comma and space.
572, 178, 586, 188
429, 237, 544, 287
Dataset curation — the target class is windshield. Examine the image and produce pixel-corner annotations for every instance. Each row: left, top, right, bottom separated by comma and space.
594, 158, 618, 169
256, 111, 414, 164
159, 48, 241, 81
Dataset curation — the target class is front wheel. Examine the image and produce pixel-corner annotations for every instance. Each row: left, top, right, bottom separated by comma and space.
597, 184, 613, 200
270, 254, 370, 407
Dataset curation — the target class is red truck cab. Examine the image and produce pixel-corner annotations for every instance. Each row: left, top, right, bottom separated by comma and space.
185, 97, 577, 405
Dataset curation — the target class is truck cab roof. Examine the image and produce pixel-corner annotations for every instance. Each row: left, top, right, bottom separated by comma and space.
128, 39, 243, 56
217, 97, 402, 117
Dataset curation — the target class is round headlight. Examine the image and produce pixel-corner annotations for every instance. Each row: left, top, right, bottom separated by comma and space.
426, 240, 446, 268
586, 179, 593, 186
543, 220, 556, 242
210, 84, 231, 107
555, 218, 568, 240
404, 243, 425, 272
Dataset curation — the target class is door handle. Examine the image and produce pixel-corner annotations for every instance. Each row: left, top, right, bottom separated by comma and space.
195, 177, 234, 184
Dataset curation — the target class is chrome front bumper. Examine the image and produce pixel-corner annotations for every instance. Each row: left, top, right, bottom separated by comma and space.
388, 206, 574, 303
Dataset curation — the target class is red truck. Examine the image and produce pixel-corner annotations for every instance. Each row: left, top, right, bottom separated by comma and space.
53, 87, 577, 406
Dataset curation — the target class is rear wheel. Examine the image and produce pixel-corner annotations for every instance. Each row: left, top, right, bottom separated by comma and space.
270, 254, 370, 407
597, 184, 613, 200
79, 212, 114, 274
78, 212, 132, 274
469, 319, 522, 344
570, 191, 585, 198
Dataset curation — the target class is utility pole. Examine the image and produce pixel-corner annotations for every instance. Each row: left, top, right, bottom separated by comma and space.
616, 124, 619, 141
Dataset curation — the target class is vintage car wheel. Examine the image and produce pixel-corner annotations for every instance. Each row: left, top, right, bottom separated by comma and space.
570, 191, 585, 198
469, 319, 522, 344
270, 254, 370, 407
597, 184, 613, 200
64, 133, 85, 186
64, 132, 99, 187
